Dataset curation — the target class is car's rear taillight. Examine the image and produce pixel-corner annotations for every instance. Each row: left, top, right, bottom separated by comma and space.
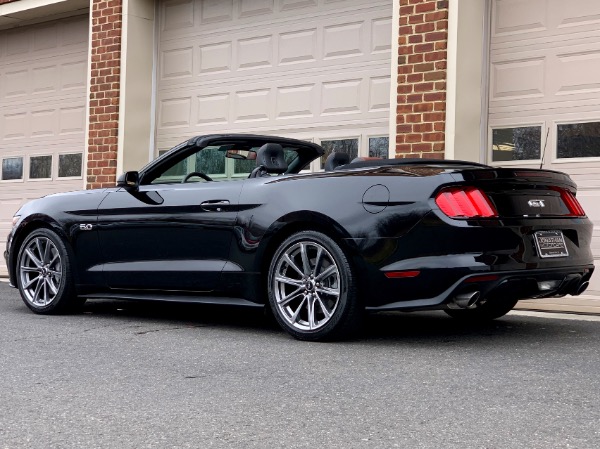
435, 187, 497, 218
558, 189, 586, 217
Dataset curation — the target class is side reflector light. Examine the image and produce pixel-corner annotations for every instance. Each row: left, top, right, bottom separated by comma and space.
435, 187, 497, 218
465, 274, 499, 283
384, 270, 420, 279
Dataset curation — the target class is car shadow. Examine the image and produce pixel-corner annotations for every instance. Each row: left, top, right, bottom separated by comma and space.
78, 298, 591, 345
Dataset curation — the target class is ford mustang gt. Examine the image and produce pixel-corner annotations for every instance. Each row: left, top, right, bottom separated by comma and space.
4, 134, 595, 340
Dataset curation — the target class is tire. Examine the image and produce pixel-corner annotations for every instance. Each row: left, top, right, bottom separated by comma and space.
16, 228, 85, 314
444, 297, 519, 321
267, 230, 362, 341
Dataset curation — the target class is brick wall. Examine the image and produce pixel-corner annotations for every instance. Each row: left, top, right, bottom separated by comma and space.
395, 0, 449, 159
87, 0, 123, 189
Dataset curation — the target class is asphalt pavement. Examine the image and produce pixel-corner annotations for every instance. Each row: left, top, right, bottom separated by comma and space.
1, 280, 599, 449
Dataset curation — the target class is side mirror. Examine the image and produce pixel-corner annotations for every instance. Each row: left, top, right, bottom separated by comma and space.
116, 171, 139, 190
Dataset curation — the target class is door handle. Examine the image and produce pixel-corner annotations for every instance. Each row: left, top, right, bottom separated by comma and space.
200, 200, 230, 211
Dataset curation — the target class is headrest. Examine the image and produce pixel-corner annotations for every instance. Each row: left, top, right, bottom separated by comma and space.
324, 152, 350, 171
256, 143, 287, 174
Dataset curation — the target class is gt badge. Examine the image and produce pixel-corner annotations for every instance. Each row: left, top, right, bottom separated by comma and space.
528, 199, 545, 208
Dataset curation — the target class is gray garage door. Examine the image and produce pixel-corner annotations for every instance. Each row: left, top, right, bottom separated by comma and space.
488, 0, 600, 312
156, 0, 393, 169
0, 15, 88, 276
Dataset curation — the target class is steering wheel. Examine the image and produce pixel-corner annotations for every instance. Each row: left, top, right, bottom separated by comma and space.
182, 172, 213, 183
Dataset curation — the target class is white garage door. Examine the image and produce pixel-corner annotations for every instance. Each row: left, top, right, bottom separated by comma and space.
0, 15, 88, 276
488, 0, 600, 312
156, 0, 393, 167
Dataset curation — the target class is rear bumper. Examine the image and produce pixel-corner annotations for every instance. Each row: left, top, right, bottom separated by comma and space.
366, 265, 594, 311
351, 211, 595, 310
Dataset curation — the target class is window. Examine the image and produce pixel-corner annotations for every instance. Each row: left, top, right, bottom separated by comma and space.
320, 139, 359, 169
557, 122, 600, 159
491, 126, 541, 162
152, 145, 227, 184
148, 143, 304, 184
368, 137, 389, 159
58, 153, 83, 177
2, 157, 23, 180
30, 156, 52, 179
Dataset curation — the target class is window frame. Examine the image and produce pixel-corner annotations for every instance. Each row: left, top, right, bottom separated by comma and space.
57, 151, 84, 180
314, 135, 361, 171
487, 122, 546, 166
1, 156, 25, 183
551, 118, 600, 164
367, 135, 390, 159
28, 154, 54, 181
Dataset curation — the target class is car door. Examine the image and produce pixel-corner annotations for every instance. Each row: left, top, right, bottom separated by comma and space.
96, 180, 243, 292
96, 143, 245, 292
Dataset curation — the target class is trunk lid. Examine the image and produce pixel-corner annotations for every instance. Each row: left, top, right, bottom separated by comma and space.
448, 167, 583, 218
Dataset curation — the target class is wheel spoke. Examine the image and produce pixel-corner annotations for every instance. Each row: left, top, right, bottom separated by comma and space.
20, 266, 39, 273
315, 264, 337, 282
32, 279, 44, 304
283, 254, 304, 278
49, 252, 60, 266
313, 247, 323, 276
35, 239, 45, 263
300, 243, 311, 276
290, 297, 307, 324
42, 279, 49, 305
307, 296, 316, 330
316, 285, 339, 297
42, 239, 51, 264
275, 275, 304, 288
277, 286, 304, 306
315, 293, 332, 319
47, 277, 59, 295
23, 275, 41, 289
25, 249, 43, 268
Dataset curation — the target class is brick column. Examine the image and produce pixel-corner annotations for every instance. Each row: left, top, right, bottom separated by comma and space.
87, 0, 123, 189
395, 0, 449, 159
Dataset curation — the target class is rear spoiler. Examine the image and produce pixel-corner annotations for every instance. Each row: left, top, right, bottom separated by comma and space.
454, 168, 576, 191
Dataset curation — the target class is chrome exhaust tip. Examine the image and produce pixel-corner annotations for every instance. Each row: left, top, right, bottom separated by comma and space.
573, 281, 589, 296
452, 291, 481, 309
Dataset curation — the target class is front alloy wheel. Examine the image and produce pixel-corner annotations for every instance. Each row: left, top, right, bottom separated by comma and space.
19, 235, 62, 307
16, 228, 82, 314
268, 231, 362, 341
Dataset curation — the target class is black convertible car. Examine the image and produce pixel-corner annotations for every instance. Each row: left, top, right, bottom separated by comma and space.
4, 134, 595, 340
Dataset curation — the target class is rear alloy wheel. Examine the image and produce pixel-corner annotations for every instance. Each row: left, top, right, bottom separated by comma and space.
17, 228, 83, 314
444, 297, 519, 321
268, 231, 362, 341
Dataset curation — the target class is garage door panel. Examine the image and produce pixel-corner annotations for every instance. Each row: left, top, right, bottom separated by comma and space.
160, 0, 389, 38
490, 40, 600, 112
492, 0, 600, 45
1, 56, 87, 107
156, 67, 389, 145
1, 103, 86, 143
158, 11, 391, 90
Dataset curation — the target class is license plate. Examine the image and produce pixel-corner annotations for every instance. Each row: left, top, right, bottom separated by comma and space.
534, 230, 568, 258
